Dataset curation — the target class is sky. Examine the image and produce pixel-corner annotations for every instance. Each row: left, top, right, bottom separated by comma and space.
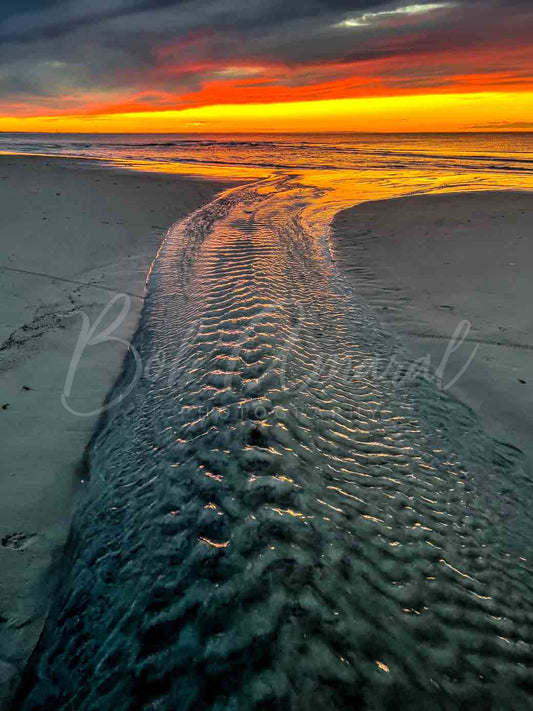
0, 0, 531, 132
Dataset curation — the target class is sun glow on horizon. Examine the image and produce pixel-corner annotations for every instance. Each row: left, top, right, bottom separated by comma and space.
0, 0, 530, 138
1, 91, 531, 134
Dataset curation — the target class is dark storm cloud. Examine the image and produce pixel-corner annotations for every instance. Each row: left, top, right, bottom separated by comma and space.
0, 0, 65, 19
0, 0, 531, 113
0, 0, 397, 43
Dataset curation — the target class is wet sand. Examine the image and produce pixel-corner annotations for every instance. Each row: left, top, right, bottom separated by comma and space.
3, 162, 533, 706
15, 174, 533, 710
0, 154, 236, 706
332, 190, 533, 470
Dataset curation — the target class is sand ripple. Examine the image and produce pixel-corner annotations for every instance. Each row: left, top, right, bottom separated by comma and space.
20, 179, 533, 710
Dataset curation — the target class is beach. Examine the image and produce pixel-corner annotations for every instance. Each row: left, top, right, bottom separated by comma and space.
2, 145, 533, 708
13, 164, 533, 709
331, 190, 533, 470
0, 154, 235, 705
0, 0, 531, 702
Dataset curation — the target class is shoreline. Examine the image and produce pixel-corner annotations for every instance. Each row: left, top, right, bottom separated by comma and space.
331, 189, 533, 471
0, 154, 239, 705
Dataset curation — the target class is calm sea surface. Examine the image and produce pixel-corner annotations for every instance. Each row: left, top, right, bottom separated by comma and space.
2, 131, 533, 178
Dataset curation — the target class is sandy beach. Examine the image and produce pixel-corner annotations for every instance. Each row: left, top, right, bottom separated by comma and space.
331, 190, 533, 470
3, 151, 533, 708
0, 154, 235, 705
2, 153, 533, 708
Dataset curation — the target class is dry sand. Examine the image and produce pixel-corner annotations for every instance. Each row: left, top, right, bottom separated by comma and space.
332, 190, 533, 471
0, 154, 236, 706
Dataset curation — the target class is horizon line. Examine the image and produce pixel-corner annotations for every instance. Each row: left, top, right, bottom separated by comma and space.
1, 129, 532, 135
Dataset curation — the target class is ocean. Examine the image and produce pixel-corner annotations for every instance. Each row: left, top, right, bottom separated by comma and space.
11, 133, 533, 709
1, 131, 533, 179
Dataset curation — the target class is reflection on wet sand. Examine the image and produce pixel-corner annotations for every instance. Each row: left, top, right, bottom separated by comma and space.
19, 168, 533, 710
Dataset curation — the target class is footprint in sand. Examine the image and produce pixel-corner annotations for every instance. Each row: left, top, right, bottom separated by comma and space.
1, 533, 38, 551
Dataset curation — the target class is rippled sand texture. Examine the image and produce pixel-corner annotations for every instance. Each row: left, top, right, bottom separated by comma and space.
20, 178, 533, 710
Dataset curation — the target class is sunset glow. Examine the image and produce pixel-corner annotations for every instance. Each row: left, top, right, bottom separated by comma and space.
1, 92, 532, 134
1, 0, 531, 133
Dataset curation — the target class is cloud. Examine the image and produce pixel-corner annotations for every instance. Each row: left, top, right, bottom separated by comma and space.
466, 121, 533, 129
337, 3, 455, 28
0, 0, 532, 117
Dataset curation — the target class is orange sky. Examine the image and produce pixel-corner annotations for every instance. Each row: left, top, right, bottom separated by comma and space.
1, 0, 532, 133
1, 92, 532, 134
